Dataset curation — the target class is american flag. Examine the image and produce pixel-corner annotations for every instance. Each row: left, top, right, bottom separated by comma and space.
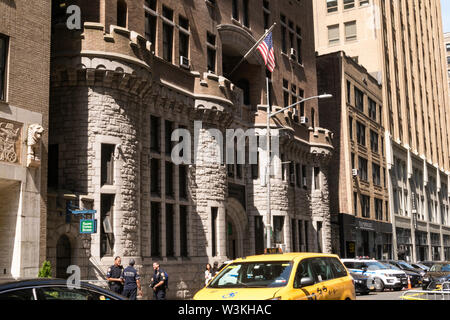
257, 32, 275, 72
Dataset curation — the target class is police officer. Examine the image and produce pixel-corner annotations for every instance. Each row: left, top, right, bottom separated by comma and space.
121, 259, 142, 300
150, 262, 167, 300
106, 256, 124, 294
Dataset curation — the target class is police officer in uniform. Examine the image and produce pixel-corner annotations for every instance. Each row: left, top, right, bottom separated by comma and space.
121, 259, 142, 300
150, 262, 167, 300
106, 256, 124, 295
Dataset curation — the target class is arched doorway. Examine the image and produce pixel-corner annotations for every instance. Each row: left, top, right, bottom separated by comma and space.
225, 198, 248, 260
56, 235, 71, 279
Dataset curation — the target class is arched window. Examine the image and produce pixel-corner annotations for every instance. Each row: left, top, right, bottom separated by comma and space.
117, 0, 127, 28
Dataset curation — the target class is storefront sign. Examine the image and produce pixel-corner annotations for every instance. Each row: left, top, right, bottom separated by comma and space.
357, 220, 375, 231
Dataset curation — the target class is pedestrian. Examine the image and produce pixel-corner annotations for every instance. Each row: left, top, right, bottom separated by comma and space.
205, 263, 213, 286
121, 259, 143, 300
212, 261, 219, 276
150, 262, 167, 300
106, 256, 124, 295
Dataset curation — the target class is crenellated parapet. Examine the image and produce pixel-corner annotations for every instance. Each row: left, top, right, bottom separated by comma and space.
51, 22, 153, 97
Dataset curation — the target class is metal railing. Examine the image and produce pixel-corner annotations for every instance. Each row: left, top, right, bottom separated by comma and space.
401, 282, 450, 300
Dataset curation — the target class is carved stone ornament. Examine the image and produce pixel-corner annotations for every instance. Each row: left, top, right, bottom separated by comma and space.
0, 120, 21, 164
27, 123, 45, 168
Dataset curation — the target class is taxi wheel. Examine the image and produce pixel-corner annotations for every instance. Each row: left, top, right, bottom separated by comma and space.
374, 278, 384, 292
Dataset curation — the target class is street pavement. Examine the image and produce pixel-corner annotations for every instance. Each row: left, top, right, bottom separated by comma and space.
356, 288, 414, 300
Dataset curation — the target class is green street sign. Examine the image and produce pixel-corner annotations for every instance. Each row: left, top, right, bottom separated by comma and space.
80, 219, 96, 234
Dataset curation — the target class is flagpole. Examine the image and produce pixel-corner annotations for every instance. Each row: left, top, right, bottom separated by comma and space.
228, 23, 277, 77
266, 75, 272, 250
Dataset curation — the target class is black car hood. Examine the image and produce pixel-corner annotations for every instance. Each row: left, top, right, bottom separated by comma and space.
350, 273, 369, 280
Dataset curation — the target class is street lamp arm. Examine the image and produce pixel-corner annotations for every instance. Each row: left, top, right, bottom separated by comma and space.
269, 94, 333, 118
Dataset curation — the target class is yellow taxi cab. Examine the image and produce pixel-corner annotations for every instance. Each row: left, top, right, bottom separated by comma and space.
194, 251, 355, 300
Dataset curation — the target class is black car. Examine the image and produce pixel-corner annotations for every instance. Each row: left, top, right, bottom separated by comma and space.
350, 271, 375, 295
422, 262, 450, 290
0, 278, 127, 300
411, 263, 430, 272
380, 260, 424, 287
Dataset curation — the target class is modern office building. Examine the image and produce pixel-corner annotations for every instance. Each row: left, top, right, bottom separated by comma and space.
314, 0, 450, 262
0, 0, 51, 278
317, 51, 391, 259
47, 0, 334, 298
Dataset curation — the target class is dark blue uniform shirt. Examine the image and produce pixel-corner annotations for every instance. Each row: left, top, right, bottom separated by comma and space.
121, 266, 140, 290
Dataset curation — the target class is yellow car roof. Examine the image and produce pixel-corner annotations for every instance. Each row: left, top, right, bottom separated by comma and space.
230, 252, 340, 263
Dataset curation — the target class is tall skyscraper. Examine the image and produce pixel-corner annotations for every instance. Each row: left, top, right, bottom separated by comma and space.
314, 0, 450, 262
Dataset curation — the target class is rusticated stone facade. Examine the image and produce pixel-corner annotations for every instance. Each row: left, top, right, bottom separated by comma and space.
47, 0, 334, 299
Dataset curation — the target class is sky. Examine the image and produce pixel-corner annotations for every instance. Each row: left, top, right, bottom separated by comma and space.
443, 0, 450, 33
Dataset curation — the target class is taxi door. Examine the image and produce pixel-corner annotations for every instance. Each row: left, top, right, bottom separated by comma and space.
289, 258, 325, 300
309, 257, 343, 300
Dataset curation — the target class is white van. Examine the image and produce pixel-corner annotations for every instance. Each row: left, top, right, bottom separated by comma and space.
342, 259, 408, 292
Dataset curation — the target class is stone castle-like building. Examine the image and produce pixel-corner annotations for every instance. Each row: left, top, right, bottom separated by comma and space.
47, 0, 334, 298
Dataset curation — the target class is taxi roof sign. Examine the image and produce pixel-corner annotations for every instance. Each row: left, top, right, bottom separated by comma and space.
264, 248, 283, 254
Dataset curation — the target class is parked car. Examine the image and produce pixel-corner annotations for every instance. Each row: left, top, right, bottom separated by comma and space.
380, 262, 422, 288
349, 271, 375, 295
422, 262, 450, 290
194, 253, 356, 300
342, 259, 408, 292
0, 278, 127, 300
411, 263, 430, 272
419, 261, 436, 269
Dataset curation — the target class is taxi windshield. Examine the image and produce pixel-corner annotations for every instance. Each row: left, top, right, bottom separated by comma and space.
208, 261, 293, 289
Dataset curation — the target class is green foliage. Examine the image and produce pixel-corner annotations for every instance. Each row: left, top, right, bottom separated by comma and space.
38, 260, 52, 278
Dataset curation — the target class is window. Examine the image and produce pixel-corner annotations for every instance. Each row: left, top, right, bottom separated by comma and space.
311, 257, 335, 282
346, 80, 351, 104
291, 219, 297, 251
370, 130, 379, 153
151, 202, 161, 256
280, 14, 287, 53
39, 287, 114, 300
289, 161, 295, 186
329, 258, 348, 278
293, 259, 315, 288
359, 0, 369, 6
180, 205, 188, 256
296, 163, 301, 188
361, 195, 370, 218
356, 122, 366, 146
166, 204, 174, 257
354, 192, 358, 215
349, 116, 353, 140
344, 0, 355, 10
100, 194, 115, 257
179, 165, 188, 199
273, 216, 285, 244
368, 98, 377, 121
232, 0, 239, 20
243, 0, 250, 27
211, 207, 218, 256
302, 165, 307, 188
179, 16, 189, 63
263, 0, 270, 30
207, 32, 216, 72
145, 12, 157, 45
165, 161, 174, 197
165, 120, 173, 155
283, 79, 290, 107
145, 0, 157, 10
314, 167, 321, 190
0, 289, 35, 300
162, 6, 174, 63
151, 158, 160, 196
375, 198, 383, 220
358, 157, 368, 181
117, 0, 127, 28
327, 0, 338, 13
355, 87, 364, 111
0, 34, 8, 101
101, 144, 115, 186
345, 21, 357, 41
328, 24, 340, 45
150, 115, 160, 152
372, 163, 381, 186
296, 27, 303, 64
255, 216, 265, 254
